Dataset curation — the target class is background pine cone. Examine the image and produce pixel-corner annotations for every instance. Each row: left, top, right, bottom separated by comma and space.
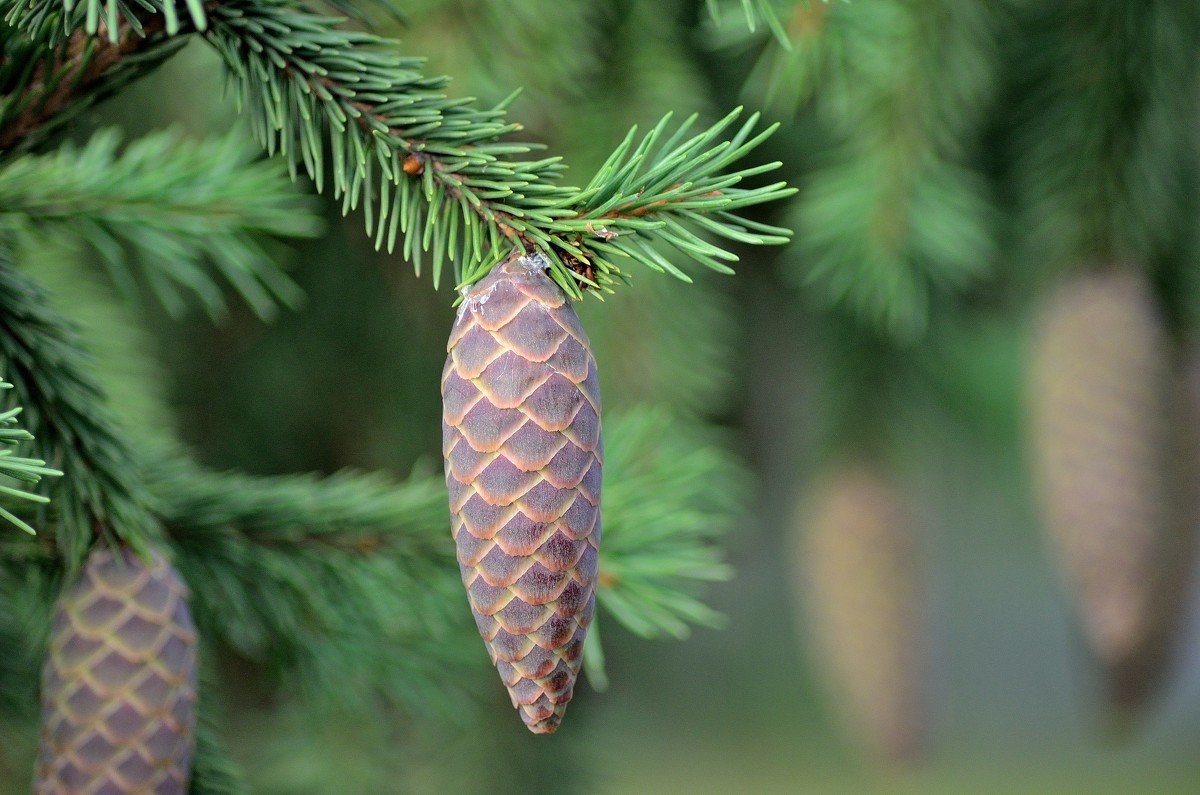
442, 252, 601, 734
35, 544, 197, 793
1028, 268, 1196, 713
793, 464, 926, 764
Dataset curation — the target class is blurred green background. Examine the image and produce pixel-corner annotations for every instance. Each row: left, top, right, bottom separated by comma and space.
24, 0, 1200, 791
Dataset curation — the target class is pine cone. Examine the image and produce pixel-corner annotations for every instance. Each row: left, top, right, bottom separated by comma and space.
442, 252, 601, 734
793, 464, 925, 764
36, 545, 198, 793
1028, 268, 1194, 713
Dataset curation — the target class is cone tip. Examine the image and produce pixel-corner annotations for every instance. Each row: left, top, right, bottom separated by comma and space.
522, 712, 564, 735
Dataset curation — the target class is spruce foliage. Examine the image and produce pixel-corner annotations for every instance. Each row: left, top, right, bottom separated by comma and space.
5, 0, 794, 296
0, 379, 59, 535
0, 0, 787, 786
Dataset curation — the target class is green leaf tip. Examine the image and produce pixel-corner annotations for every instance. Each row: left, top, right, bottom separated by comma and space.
0, 379, 62, 535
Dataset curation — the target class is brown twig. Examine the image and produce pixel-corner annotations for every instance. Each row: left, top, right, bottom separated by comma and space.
326, 80, 530, 245
248, 531, 392, 556
601, 187, 723, 219
0, 16, 170, 151
305, 72, 704, 270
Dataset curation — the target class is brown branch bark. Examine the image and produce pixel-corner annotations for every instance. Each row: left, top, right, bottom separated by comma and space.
311, 73, 710, 259
320, 80, 724, 288
322, 77, 528, 245
332, 89, 723, 281
0, 16, 169, 151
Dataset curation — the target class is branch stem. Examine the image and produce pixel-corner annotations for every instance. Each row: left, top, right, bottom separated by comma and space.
0, 16, 167, 150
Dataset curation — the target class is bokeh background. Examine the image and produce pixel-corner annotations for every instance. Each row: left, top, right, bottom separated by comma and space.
17, 0, 1200, 791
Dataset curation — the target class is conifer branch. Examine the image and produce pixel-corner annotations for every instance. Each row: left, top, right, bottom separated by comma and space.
717, 0, 998, 338
0, 263, 159, 566
0, 6, 185, 152
202, 0, 795, 296
706, 0, 804, 47
597, 408, 738, 641
148, 406, 741, 701
0, 129, 320, 318
69, 0, 207, 39
1013, 2, 1200, 272
150, 457, 479, 714
189, 722, 247, 795
6, 0, 794, 298
707, 0, 828, 115
0, 380, 60, 535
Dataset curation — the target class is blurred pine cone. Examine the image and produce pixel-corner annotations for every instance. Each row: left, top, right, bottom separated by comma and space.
1028, 268, 1196, 714
35, 545, 198, 793
794, 464, 926, 764
442, 253, 601, 734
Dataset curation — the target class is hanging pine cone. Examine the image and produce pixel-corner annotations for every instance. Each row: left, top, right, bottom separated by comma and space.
1028, 268, 1195, 714
793, 464, 926, 765
442, 252, 601, 734
36, 545, 198, 793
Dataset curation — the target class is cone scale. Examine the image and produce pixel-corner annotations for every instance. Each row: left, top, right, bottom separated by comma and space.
1028, 268, 1194, 713
35, 545, 198, 794
442, 252, 601, 733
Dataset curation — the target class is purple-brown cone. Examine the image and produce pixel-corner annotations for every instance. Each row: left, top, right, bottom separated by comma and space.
794, 465, 926, 765
35, 545, 198, 794
442, 252, 601, 733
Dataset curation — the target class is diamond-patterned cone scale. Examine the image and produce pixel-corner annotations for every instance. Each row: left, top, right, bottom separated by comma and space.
36, 545, 198, 793
442, 252, 601, 734
1028, 268, 1194, 713
792, 465, 926, 765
